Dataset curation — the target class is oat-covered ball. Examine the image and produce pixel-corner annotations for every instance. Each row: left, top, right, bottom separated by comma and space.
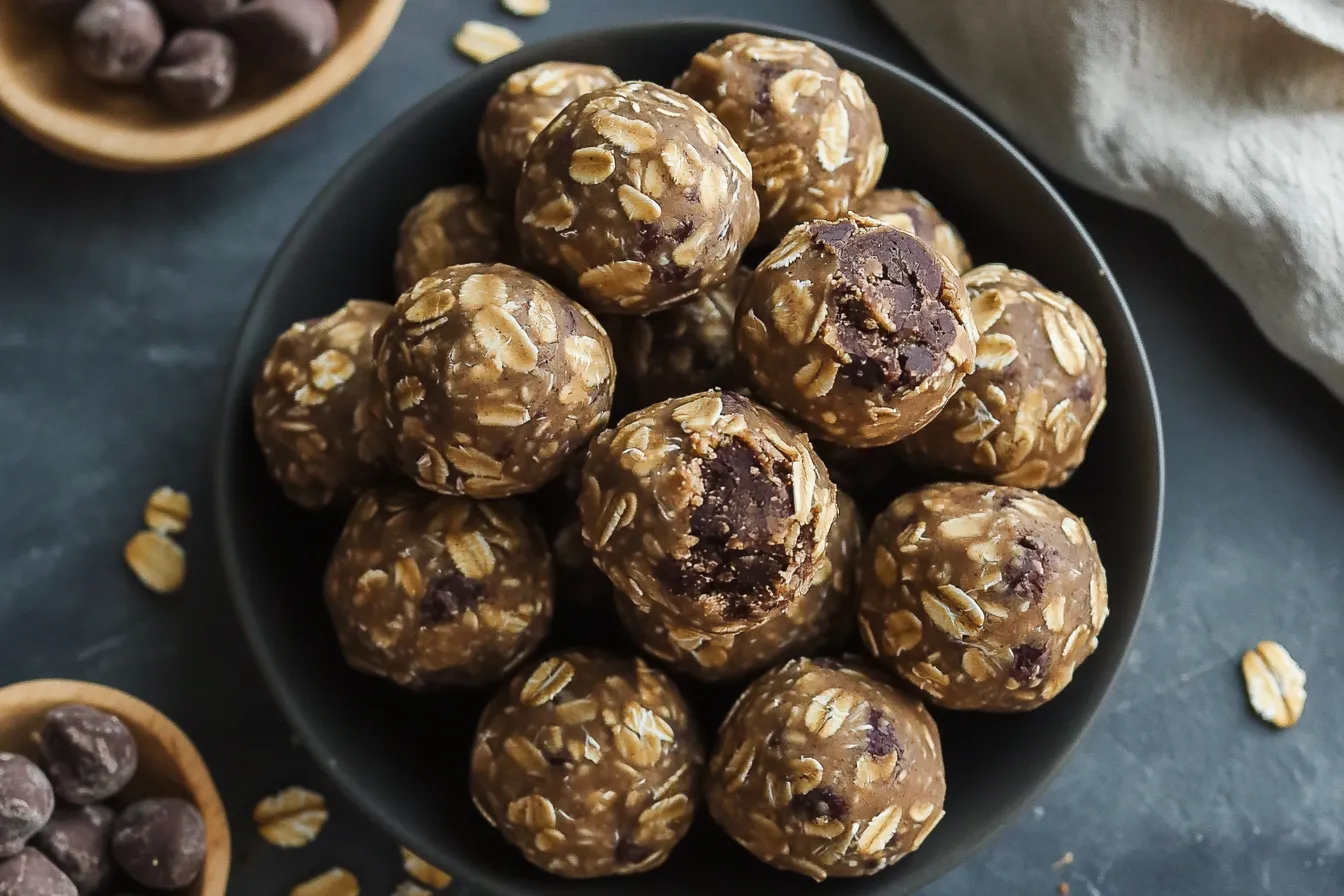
470, 650, 702, 878
374, 264, 615, 497
673, 33, 887, 244
253, 300, 391, 508
854, 189, 972, 273
618, 492, 862, 680
580, 391, 837, 634
858, 482, 1108, 711
478, 61, 622, 204
516, 81, 759, 315
737, 215, 976, 447
707, 657, 946, 880
324, 490, 554, 689
393, 185, 512, 294
899, 265, 1108, 489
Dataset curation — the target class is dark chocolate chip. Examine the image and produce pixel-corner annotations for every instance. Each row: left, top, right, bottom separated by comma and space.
0, 755, 54, 857
751, 62, 788, 112
0, 849, 77, 896
32, 805, 115, 895
1003, 536, 1054, 601
1010, 644, 1047, 685
418, 570, 485, 625
40, 706, 138, 805
154, 30, 237, 117
613, 836, 652, 866
70, 0, 165, 85
791, 786, 848, 822
864, 708, 900, 759
111, 798, 205, 891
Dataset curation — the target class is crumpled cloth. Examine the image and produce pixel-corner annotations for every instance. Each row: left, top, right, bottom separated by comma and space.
875, 0, 1344, 401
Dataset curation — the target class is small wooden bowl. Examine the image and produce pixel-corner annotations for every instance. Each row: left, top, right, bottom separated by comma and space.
0, 679, 230, 895
0, 0, 405, 171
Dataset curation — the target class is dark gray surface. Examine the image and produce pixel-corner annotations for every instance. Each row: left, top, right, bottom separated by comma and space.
0, 0, 1339, 893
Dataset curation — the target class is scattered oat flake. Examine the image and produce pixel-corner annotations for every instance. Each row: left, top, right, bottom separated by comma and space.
1052, 851, 1074, 870
501, 0, 548, 15
1059, 884, 1070, 896
401, 847, 452, 889
254, 787, 328, 847
290, 866, 358, 896
454, 20, 522, 64
143, 486, 191, 533
392, 884, 432, 896
1242, 640, 1306, 728
124, 529, 185, 594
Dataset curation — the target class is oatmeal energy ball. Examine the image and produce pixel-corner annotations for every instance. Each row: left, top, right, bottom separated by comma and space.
854, 188, 972, 273
858, 482, 1108, 711
374, 264, 615, 497
393, 185, 512, 294
253, 300, 391, 509
673, 33, 887, 244
738, 214, 977, 447
580, 391, 837, 634
899, 265, 1108, 488
324, 490, 554, 689
516, 81, 759, 315
618, 492, 863, 681
471, 650, 702, 878
707, 658, 946, 880
478, 61, 622, 203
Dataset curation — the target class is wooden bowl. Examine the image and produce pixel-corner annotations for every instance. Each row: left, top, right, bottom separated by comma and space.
0, 0, 405, 171
0, 679, 230, 895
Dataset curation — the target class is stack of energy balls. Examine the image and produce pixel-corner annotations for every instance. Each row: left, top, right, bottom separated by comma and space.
251, 33, 1110, 883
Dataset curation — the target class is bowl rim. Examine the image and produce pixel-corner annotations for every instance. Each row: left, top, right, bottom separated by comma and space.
0, 678, 232, 896
213, 16, 1165, 892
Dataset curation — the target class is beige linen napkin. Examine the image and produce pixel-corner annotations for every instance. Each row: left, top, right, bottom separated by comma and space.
875, 0, 1344, 401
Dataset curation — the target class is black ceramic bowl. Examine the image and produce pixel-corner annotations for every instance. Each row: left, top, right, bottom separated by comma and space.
215, 20, 1163, 896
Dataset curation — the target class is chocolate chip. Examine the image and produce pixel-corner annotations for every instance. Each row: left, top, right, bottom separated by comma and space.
0, 755, 54, 857
791, 786, 848, 822
32, 805, 115, 895
111, 798, 206, 891
71, 0, 165, 85
154, 30, 237, 117
40, 706, 138, 805
613, 836, 652, 866
0, 849, 76, 896
418, 570, 485, 624
1010, 644, 1046, 685
1003, 536, 1054, 601
864, 708, 900, 758
225, 0, 338, 79
751, 62, 788, 112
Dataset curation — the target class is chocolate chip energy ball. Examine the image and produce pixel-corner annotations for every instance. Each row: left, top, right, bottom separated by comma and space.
324, 490, 554, 689
39, 707, 137, 805
858, 482, 1108, 711
707, 658, 946, 880
33, 805, 115, 894
479, 62, 622, 204
899, 265, 1108, 489
393, 185, 511, 294
516, 81, 759, 315
471, 650, 702, 878
580, 391, 837, 634
374, 264, 615, 497
0, 848, 77, 896
618, 492, 862, 680
853, 189, 972, 273
253, 300, 392, 509
673, 33, 887, 244
0, 755, 54, 859
110, 798, 205, 890
737, 215, 977, 447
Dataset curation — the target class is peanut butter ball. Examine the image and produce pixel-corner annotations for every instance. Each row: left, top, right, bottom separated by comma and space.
580, 391, 837, 634
324, 490, 554, 689
673, 33, 887, 244
373, 264, 615, 497
853, 188, 972, 273
393, 185, 512, 294
737, 215, 976, 447
516, 81, 759, 315
470, 650, 702, 878
706, 658, 946, 880
253, 300, 392, 509
478, 61, 621, 203
857, 482, 1108, 711
899, 265, 1108, 488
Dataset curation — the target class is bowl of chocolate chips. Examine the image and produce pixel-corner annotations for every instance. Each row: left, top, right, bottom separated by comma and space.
215, 19, 1163, 896
0, 0, 404, 169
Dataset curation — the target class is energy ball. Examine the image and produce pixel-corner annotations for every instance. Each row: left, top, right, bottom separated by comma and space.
706, 658, 946, 880
516, 81, 759, 315
737, 214, 977, 447
580, 391, 838, 634
325, 490, 553, 689
71, 0, 164, 85
393, 185, 512, 295
618, 492, 863, 680
853, 189, 972, 273
609, 267, 748, 410
374, 264, 615, 497
899, 265, 1108, 489
110, 798, 205, 891
470, 650, 702, 878
32, 805, 115, 895
0, 849, 77, 896
39, 706, 137, 805
673, 33, 887, 244
0, 755, 54, 858
857, 482, 1108, 711
478, 61, 622, 204
252, 300, 392, 509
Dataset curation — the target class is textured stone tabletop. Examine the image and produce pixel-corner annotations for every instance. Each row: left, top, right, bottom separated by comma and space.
1, 0, 1341, 893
